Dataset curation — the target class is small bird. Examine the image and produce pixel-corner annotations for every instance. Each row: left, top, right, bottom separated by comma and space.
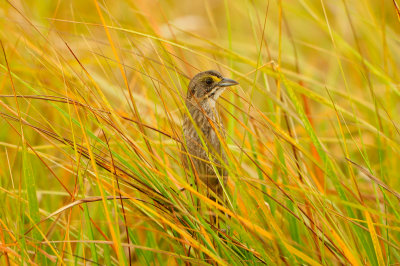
182, 70, 238, 201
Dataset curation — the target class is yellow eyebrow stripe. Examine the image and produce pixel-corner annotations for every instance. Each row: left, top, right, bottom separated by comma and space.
212, 76, 222, 82
202, 75, 222, 82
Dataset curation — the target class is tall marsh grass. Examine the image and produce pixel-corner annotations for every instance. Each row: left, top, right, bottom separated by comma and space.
1, 0, 400, 264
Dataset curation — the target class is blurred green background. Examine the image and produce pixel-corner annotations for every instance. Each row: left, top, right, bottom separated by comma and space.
1, 0, 399, 265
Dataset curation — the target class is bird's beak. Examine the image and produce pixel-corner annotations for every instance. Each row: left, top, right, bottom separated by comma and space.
218, 77, 239, 87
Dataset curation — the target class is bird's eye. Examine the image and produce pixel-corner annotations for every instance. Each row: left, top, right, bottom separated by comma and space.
205, 77, 213, 85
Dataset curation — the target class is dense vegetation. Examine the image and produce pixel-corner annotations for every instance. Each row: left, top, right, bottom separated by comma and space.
1, 0, 399, 264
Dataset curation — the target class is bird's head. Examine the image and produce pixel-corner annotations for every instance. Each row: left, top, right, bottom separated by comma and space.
186, 70, 238, 106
